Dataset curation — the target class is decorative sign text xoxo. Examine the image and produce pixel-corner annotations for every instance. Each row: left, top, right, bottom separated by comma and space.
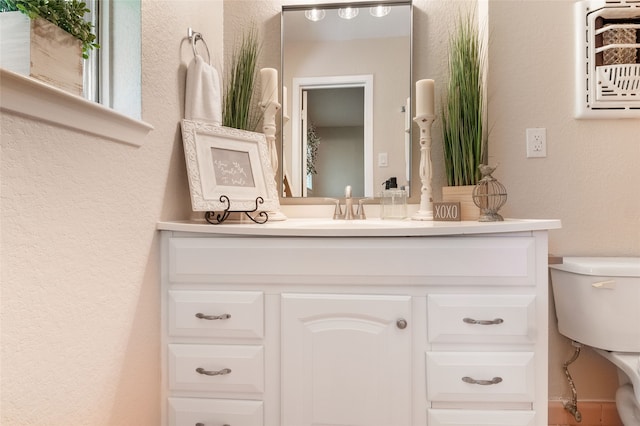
434, 202, 461, 221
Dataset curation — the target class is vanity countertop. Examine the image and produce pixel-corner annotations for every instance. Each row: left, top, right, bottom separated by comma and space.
157, 218, 561, 237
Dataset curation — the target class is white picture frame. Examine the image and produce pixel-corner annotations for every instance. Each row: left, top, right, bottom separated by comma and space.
180, 120, 280, 213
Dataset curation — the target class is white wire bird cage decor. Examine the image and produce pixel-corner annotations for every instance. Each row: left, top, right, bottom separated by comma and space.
472, 165, 507, 222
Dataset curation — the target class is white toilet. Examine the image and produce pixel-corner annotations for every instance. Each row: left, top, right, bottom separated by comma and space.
550, 257, 640, 426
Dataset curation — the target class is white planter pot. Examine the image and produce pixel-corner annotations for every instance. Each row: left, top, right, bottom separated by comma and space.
0, 12, 82, 95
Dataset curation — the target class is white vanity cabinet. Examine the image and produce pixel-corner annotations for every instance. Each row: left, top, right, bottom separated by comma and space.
159, 220, 558, 426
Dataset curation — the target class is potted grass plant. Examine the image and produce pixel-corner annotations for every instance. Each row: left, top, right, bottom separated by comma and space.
222, 26, 262, 131
306, 122, 321, 176
0, 0, 99, 94
441, 11, 487, 220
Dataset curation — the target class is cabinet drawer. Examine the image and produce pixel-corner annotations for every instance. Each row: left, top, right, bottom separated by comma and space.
168, 344, 264, 393
428, 295, 535, 344
169, 291, 263, 339
168, 397, 263, 426
168, 237, 535, 285
428, 409, 535, 426
426, 352, 535, 402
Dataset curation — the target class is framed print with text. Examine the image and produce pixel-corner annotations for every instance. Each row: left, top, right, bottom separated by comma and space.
181, 120, 280, 213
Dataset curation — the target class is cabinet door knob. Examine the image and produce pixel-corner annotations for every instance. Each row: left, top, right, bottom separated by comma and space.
195, 313, 231, 320
463, 317, 504, 325
462, 376, 503, 385
195, 367, 232, 376
396, 319, 408, 329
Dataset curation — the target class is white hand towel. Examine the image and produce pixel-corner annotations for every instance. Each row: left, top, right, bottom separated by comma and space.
185, 54, 222, 125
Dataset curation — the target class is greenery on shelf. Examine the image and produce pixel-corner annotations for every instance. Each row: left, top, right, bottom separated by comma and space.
222, 26, 261, 131
0, 0, 99, 59
306, 123, 321, 176
441, 11, 486, 187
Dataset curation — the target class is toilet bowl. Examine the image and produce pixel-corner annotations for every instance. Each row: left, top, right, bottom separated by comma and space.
550, 257, 640, 426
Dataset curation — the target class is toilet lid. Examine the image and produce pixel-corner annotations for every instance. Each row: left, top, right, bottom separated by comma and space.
551, 257, 640, 277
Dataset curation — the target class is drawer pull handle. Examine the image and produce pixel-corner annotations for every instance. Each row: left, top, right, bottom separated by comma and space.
196, 367, 232, 376
462, 376, 503, 385
463, 317, 504, 325
396, 319, 408, 329
195, 313, 231, 320
195, 424, 230, 426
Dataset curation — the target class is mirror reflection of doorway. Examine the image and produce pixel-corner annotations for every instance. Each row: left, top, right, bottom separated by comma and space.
290, 74, 373, 198
304, 87, 364, 198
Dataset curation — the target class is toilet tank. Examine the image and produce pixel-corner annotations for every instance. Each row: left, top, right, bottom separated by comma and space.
550, 257, 640, 352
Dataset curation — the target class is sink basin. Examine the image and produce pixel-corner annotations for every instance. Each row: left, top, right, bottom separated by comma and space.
279, 218, 416, 229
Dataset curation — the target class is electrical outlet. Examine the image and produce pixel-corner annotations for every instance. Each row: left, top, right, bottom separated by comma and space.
526, 128, 547, 158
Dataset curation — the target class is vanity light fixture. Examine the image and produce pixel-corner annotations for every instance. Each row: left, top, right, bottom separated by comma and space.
370, 5, 391, 17
338, 7, 359, 20
304, 8, 326, 22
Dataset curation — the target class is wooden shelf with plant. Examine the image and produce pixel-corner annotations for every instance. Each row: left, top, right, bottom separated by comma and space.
0, 0, 98, 95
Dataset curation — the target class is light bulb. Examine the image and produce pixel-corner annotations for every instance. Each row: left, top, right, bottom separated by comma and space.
338, 7, 359, 20
370, 5, 391, 18
304, 9, 326, 22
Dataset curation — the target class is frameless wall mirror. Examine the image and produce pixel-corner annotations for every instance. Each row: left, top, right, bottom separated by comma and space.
281, 1, 412, 199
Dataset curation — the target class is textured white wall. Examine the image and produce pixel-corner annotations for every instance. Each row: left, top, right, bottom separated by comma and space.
487, 0, 639, 257
0, 1, 223, 424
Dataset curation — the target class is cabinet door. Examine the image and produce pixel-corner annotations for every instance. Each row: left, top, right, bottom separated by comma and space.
282, 293, 412, 426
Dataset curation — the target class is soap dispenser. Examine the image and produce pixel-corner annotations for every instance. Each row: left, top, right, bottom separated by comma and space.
380, 177, 407, 220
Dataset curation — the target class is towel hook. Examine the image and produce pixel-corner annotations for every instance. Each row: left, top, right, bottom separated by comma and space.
187, 28, 211, 65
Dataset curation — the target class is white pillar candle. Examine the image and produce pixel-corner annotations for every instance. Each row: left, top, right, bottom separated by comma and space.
416, 79, 435, 116
260, 68, 278, 104
283, 86, 288, 117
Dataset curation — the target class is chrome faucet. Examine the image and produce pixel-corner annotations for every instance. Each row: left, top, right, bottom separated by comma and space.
325, 185, 368, 220
344, 185, 355, 220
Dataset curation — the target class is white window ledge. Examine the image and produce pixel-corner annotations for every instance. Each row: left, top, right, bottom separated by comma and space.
0, 68, 153, 146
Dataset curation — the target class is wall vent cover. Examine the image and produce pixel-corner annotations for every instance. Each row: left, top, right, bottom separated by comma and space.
575, 0, 640, 118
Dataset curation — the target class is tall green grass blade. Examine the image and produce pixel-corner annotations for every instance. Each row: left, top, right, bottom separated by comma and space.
222, 26, 262, 131
441, 11, 486, 187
